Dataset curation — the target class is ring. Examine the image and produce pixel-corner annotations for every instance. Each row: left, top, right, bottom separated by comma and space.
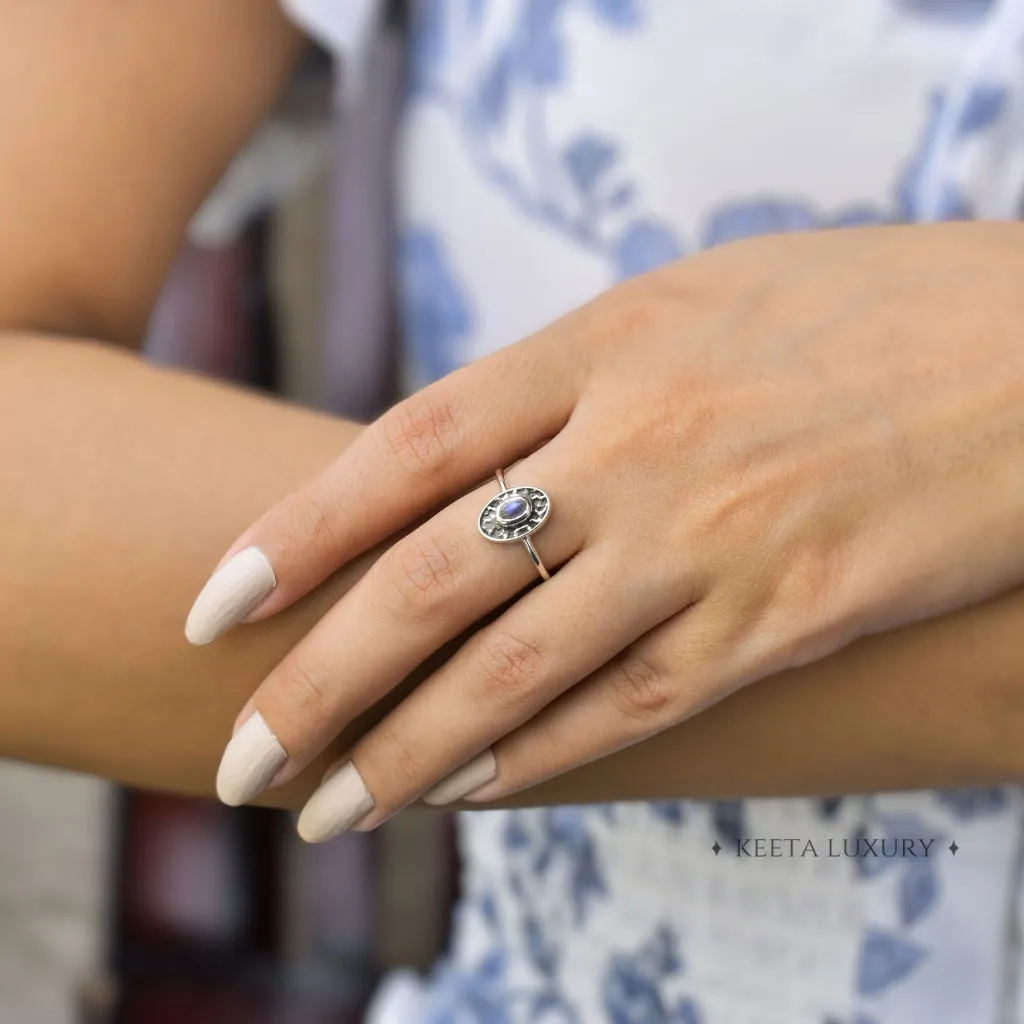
478, 468, 552, 581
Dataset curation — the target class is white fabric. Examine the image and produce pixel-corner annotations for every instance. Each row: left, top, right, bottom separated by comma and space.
190, 0, 384, 247
285, 1, 1024, 1021
189, 118, 332, 247
279, 0, 383, 102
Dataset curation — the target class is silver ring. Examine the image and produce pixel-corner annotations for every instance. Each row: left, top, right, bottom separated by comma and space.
478, 468, 552, 581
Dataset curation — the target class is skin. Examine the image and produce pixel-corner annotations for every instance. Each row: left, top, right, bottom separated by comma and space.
0, 1, 306, 344
1, 0, 1023, 815
4, 335, 1024, 814
211, 221, 1024, 833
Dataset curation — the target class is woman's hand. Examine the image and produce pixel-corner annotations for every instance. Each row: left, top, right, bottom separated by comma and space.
186, 222, 1024, 841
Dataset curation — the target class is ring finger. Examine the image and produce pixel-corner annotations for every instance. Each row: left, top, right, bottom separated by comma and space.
214, 441, 587, 806
295, 542, 684, 840
459, 602, 732, 803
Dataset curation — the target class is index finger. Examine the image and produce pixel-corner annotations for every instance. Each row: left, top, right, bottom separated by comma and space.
184, 333, 582, 644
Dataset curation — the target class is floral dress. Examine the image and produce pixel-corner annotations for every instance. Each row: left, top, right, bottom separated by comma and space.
290, 1, 1024, 1020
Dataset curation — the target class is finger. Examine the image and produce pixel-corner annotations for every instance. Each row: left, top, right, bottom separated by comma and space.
294, 545, 680, 841
459, 605, 730, 803
185, 337, 582, 644
213, 441, 586, 806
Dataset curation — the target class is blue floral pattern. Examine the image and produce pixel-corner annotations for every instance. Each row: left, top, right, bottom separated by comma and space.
399, 228, 475, 382
373, 0, 1024, 1021
603, 925, 702, 1024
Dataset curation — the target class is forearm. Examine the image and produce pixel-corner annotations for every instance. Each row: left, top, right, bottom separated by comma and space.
2, 335, 1022, 809
0, 334, 369, 805
509, 586, 1024, 806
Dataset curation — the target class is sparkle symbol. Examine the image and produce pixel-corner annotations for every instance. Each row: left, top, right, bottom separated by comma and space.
949, 841, 959, 856
712, 842, 722, 855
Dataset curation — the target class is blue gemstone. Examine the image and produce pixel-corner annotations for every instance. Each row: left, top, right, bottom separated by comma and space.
497, 496, 529, 522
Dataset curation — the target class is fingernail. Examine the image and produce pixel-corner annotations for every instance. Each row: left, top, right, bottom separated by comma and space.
297, 762, 375, 843
422, 749, 498, 806
185, 546, 276, 645
216, 711, 287, 806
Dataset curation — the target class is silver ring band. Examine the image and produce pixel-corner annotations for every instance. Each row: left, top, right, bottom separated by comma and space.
478, 468, 552, 581
521, 536, 551, 581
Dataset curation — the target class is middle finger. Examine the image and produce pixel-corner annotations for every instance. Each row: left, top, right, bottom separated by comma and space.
214, 442, 587, 805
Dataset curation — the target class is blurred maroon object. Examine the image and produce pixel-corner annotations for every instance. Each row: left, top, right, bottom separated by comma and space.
145, 241, 253, 382
90, 217, 377, 1024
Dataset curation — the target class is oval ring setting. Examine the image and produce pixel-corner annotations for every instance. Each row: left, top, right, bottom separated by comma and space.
478, 485, 550, 543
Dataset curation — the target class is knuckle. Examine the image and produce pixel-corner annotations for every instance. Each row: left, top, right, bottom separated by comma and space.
380, 392, 460, 479
473, 631, 547, 712
530, 715, 569, 768
381, 531, 463, 618
588, 383, 695, 476
373, 718, 423, 788
779, 542, 840, 612
275, 656, 333, 724
606, 650, 675, 724
295, 485, 339, 555
615, 290, 671, 343
767, 544, 855, 669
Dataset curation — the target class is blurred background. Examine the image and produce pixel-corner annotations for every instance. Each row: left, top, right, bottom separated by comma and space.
0, 25, 456, 1024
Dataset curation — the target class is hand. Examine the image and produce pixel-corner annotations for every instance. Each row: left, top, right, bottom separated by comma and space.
186, 222, 1024, 841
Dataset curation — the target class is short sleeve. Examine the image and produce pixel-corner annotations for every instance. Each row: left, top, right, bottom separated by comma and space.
279, 0, 384, 104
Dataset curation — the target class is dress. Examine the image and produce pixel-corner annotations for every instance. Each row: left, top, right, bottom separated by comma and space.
289, 2, 1024, 1021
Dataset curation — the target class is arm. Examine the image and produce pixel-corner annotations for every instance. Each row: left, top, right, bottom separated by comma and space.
1, 334, 1022, 809
0, 0, 305, 341
0, 0, 1020, 809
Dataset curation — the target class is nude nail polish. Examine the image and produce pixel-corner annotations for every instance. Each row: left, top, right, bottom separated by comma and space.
216, 711, 287, 807
297, 762, 375, 843
422, 749, 498, 806
185, 546, 276, 645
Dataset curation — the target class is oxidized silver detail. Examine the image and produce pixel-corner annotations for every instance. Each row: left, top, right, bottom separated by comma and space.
478, 486, 550, 543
